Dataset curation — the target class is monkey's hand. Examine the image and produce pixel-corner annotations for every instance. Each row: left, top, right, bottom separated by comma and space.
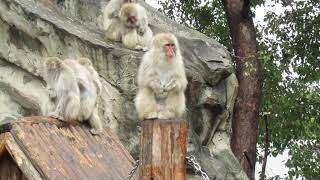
48, 112, 65, 121
108, 10, 119, 19
149, 78, 161, 95
90, 128, 102, 135
47, 88, 57, 99
137, 27, 146, 35
164, 79, 177, 92
157, 90, 168, 100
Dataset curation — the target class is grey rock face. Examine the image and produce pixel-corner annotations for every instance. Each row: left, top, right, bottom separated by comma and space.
0, 0, 247, 179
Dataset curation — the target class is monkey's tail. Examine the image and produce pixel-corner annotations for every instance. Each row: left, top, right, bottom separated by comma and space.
64, 95, 80, 122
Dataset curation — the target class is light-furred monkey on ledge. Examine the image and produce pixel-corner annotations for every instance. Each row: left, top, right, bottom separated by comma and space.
103, 0, 136, 41
119, 2, 153, 50
135, 33, 188, 120
64, 58, 103, 135
43, 57, 80, 122
43, 57, 103, 135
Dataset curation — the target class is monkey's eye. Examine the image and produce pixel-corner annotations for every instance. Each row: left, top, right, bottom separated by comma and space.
165, 43, 175, 47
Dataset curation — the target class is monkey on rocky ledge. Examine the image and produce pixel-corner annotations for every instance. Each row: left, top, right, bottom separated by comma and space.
43, 57, 103, 135
43, 57, 81, 122
103, 0, 137, 42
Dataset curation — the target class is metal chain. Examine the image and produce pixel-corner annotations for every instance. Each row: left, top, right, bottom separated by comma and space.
125, 160, 140, 180
186, 155, 210, 180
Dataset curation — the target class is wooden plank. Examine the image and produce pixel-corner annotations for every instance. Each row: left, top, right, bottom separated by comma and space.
139, 119, 188, 180
9, 116, 135, 180
16, 116, 78, 128
5, 133, 43, 180
0, 133, 10, 157
0, 152, 27, 180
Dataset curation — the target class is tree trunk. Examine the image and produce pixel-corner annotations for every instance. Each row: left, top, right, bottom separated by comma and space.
222, 0, 263, 179
260, 113, 270, 180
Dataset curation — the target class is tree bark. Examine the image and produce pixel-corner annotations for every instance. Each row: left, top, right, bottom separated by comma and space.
222, 0, 263, 179
260, 113, 270, 180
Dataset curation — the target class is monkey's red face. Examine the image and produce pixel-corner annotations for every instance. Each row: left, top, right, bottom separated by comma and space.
128, 15, 138, 24
164, 43, 176, 59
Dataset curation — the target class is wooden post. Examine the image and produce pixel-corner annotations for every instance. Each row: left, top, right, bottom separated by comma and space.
139, 119, 188, 180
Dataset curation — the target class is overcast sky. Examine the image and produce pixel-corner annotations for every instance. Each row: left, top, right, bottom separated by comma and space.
144, 0, 290, 179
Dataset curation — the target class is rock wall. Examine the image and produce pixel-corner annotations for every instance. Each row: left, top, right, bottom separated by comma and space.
0, 0, 247, 179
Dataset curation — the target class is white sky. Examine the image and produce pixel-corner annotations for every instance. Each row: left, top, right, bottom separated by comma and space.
145, 0, 290, 179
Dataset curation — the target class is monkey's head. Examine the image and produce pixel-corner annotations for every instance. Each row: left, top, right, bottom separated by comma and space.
119, 3, 139, 27
152, 33, 180, 60
78, 57, 92, 67
44, 57, 63, 71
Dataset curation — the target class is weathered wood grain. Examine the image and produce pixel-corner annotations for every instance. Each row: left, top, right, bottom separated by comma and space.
5, 133, 43, 180
7, 116, 135, 180
139, 119, 188, 180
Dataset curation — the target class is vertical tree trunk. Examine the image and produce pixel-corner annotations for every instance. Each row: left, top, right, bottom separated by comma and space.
222, 0, 263, 179
260, 113, 270, 180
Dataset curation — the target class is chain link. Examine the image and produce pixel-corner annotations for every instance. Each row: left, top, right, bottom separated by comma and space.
126, 156, 209, 180
125, 160, 139, 180
186, 155, 210, 180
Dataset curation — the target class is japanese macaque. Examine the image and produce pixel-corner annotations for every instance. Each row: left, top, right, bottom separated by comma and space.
135, 33, 188, 120
119, 3, 153, 50
103, 0, 136, 41
43, 57, 80, 122
78, 57, 102, 95
63, 59, 103, 135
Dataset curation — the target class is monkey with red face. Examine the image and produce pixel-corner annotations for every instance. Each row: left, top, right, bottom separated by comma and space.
135, 33, 187, 120
103, 0, 137, 41
119, 3, 153, 50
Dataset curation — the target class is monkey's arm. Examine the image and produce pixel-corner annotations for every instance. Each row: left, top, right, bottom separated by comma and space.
89, 107, 103, 135
164, 74, 188, 93
137, 16, 148, 35
93, 79, 102, 95
47, 87, 57, 99
48, 92, 66, 121
138, 70, 161, 95
88, 68, 102, 94
109, 10, 119, 19
103, 1, 120, 31
141, 74, 162, 95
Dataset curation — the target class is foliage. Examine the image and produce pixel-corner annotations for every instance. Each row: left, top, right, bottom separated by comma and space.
157, 0, 232, 50
156, 0, 320, 179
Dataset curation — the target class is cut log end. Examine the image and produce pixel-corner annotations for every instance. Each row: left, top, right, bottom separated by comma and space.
139, 119, 188, 180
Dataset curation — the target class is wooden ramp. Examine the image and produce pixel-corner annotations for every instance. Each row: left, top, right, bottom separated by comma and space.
0, 116, 135, 180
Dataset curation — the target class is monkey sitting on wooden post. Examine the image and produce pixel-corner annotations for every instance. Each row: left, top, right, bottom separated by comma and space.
43, 57, 103, 134
135, 33, 188, 120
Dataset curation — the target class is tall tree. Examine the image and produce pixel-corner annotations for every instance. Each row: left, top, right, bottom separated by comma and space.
157, 0, 320, 179
222, 0, 262, 179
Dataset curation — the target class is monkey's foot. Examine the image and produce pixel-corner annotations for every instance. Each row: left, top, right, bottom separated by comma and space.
158, 111, 176, 120
49, 113, 65, 121
90, 128, 102, 135
141, 47, 148, 52
133, 45, 145, 51
144, 112, 158, 120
